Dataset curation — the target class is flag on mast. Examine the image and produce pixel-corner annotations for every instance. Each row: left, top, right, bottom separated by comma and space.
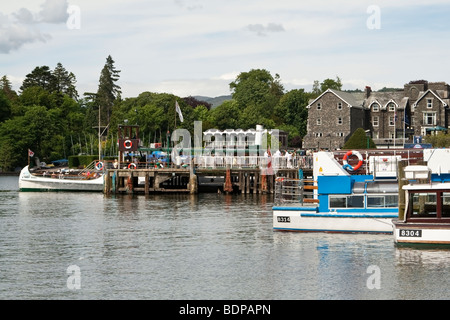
175, 101, 184, 123
28, 149, 34, 157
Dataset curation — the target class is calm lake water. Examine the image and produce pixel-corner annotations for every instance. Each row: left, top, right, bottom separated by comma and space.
0, 175, 449, 300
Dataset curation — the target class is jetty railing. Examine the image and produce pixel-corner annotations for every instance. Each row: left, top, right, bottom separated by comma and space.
274, 178, 318, 205
194, 155, 313, 170
97, 155, 314, 171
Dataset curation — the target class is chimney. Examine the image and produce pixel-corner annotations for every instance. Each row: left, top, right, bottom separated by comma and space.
365, 86, 372, 98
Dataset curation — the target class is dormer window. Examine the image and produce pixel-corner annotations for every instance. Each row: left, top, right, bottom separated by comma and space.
388, 103, 396, 112
427, 98, 433, 108
372, 103, 379, 112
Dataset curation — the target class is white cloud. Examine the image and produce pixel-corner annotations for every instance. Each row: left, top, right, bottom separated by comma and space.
246, 23, 285, 37
3, 0, 450, 98
0, 0, 68, 53
38, 0, 69, 23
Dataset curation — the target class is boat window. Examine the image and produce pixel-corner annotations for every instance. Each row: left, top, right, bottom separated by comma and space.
385, 195, 398, 208
330, 196, 346, 208
367, 196, 383, 207
329, 195, 364, 208
442, 192, 450, 217
367, 195, 398, 208
348, 196, 364, 208
410, 193, 437, 218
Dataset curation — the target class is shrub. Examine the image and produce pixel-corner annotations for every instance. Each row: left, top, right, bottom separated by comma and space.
343, 128, 376, 149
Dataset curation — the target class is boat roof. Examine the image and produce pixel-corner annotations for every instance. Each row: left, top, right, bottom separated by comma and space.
403, 181, 450, 191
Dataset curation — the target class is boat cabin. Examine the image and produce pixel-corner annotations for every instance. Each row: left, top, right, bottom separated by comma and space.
403, 185, 450, 223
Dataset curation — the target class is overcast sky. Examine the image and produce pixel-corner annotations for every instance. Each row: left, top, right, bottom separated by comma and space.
2, 0, 450, 98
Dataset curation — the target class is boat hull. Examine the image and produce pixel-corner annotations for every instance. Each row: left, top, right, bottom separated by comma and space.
393, 221, 450, 245
19, 166, 103, 192
273, 207, 396, 234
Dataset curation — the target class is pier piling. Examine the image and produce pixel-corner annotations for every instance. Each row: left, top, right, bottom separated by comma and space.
104, 167, 302, 195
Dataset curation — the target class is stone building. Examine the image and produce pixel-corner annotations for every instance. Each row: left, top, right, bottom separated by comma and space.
303, 80, 450, 149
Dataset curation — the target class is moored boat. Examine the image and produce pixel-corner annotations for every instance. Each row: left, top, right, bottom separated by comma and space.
393, 165, 450, 246
273, 150, 400, 234
19, 165, 104, 192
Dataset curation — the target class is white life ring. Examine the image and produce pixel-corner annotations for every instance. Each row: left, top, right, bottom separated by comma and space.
342, 150, 363, 171
95, 161, 103, 170
128, 163, 137, 169
124, 140, 132, 149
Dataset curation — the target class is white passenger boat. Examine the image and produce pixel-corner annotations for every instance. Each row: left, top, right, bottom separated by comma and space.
273, 151, 400, 234
273, 148, 450, 235
19, 165, 104, 192
393, 165, 450, 246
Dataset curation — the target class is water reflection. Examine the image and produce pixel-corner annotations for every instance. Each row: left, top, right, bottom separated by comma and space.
1, 176, 449, 299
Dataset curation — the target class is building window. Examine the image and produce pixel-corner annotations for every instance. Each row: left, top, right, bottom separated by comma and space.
388, 103, 395, 112
372, 103, 379, 112
315, 133, 323, 137
317, 118, 322, 125
337, 132, 344, 137
373, 116, 379, 127
337, 117, 343, 125
427, 98, 433, 108
423, 112, 436, 126
337, 102, 342, 110
317, 103, 322, 110
389, 116, 395, 126
390, 132, 395, 139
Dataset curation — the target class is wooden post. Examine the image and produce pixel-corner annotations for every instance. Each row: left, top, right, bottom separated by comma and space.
397, 160, 406, 220
245, 173, 250, 194
103, 170, 109, 194
253, 172, 258, 194
145, 172, 149, 195
189, 157, 198, 194
224, 165, 233, 194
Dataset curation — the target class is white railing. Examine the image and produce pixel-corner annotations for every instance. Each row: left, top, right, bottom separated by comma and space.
194, 155, 314, 170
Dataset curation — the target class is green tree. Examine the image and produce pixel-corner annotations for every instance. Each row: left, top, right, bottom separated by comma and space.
210, 100, 241, 130
274, 89, 310, 137
424, 132, 450, 148
230, 69, 284, 108
343, 128, 376, 149
19, 86, 58, 109
95, 55, 121, 126
320, 77, 342, 92
0, 90, 11, 122
20, 66, 56, 92
52, 62, 78, 100
1, 75, 18, 102
312, 80, 321, 98
229, 69, 284, 130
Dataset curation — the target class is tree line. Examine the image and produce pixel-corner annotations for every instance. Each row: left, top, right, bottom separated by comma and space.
0, 55, 343, 171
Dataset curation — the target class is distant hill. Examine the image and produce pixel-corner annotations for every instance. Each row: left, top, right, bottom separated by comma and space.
194, 95, 232, 108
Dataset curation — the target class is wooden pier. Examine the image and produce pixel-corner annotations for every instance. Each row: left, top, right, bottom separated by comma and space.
103, 167, 304, 195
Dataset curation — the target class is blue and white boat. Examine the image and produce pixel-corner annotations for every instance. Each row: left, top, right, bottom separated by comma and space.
273, 149, 450, 234
273, 151, 400, 234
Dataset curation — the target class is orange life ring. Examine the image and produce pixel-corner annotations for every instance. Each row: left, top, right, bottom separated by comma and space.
95, 161, 103, 170
342, 150, 363, 171
128, 163, 137, 169
124, 140, 132, 149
